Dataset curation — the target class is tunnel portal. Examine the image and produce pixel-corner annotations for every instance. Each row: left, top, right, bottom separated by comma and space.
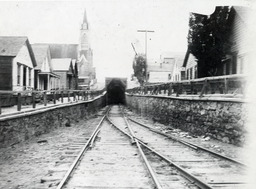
105, 77, 127, 105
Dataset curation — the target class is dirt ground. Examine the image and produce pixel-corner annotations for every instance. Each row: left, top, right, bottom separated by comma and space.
0, 106, 248, 189
0, 110, 105, 189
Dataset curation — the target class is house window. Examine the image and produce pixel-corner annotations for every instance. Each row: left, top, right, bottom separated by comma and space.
237, 56, 244, 74
23, 66, 27, 86
223, 59, 231, 75
29, 68, 32, 86
194, 65, 198, 79
190, 68, 193, 79
17, 63, 21, 85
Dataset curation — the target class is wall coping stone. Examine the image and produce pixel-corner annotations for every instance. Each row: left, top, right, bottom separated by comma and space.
0, 92, 106, 122
125, 93, 246, 103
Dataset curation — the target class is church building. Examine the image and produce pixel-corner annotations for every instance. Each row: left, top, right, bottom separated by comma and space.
77, 10, 96, 89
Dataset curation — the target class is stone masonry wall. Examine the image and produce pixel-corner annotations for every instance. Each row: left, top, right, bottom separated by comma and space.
126, 94, 247, 146
0, 94, 106, 147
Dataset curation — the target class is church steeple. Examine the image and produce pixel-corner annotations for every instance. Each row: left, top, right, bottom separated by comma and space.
83, 9, 88, 23
80, 8, 89, 52
81, 9, 88, 30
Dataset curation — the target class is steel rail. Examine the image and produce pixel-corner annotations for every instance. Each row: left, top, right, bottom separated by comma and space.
120, 109, 163, 189
106, 116, 147, 145
107, 108, 212, 189
106, 109, 163, 189
128, 117, 246, 167
56, 109, 108, 189
139, 142, 213, 189
89, 129, 101, 148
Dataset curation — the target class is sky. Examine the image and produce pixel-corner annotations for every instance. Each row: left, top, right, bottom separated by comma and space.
0, 0, 251, 82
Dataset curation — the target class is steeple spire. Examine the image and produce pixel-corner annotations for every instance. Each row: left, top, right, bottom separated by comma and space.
83, 9, 88, 24
81, 9, 88, 30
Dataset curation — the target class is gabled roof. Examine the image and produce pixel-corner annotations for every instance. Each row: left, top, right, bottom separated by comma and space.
233, 6, 250, 25
148, 52, 185, 72
31, 44, 50, 70
51, 58, 72, 71
0, 36, 37, 67
182, 49, 198, 68
0, 36, 27, 56
78, 54, 89, 63
48, 44, 78, 59
148, 63, 174, 72
160, 51, 185, 59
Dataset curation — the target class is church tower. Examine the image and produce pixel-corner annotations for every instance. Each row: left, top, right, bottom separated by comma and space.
79, 9, 89, 55
78, 9, 96, 89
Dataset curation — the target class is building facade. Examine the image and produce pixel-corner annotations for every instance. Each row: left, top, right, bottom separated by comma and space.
184, 6, 250, 78
0, 36, 37, 91
51, 58, 76, 90
32, 44, 60, 90
147, 52, 185, 83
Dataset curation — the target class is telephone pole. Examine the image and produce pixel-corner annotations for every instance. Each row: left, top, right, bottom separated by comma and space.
137, 30, 154, 84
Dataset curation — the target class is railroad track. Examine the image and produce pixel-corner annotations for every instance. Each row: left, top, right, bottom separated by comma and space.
112, 105, 248, 189
56, 106, 156, 189
55, 105, 209, 189
55, 105, 247, 188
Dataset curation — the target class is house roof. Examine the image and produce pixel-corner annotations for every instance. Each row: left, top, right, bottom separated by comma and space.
0, 36, 28, 56
47, 44, 78, 59
148, 63, 174, 72
160, 51, 185, 59
51, 58, 72, 71
31, 44, 50, 70
78, 54, 89, 63
233, 6, 250, 25
148, 52, 185, 72
0, 36, 37, 67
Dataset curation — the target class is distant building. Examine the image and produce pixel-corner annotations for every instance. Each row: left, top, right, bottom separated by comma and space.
182, 52, 198, 80
51, 58, 76, 90
77, 9, 96, 89
147, 52, 185, 83
0, 36, 37, 91
32, 44, 60, 90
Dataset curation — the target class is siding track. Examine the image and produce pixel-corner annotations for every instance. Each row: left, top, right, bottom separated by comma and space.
116, 106, 248, 189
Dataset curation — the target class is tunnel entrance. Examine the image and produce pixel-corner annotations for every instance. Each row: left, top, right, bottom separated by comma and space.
105, 77, 127, 105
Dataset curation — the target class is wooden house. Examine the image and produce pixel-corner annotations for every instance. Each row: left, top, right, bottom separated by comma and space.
48, 43, 79, 89
51, 58, 76, 90
31, 44, 60, 90
182, 52, 198, 80
183, 6, 250, 78
0, 36, 37, 91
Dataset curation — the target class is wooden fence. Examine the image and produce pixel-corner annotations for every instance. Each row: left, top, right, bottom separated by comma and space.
0, 89, 105, 115
126, 74, 246, 98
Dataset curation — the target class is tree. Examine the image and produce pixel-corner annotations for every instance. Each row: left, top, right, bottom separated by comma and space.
133, 54, 146, 86
188, 6, 235, 77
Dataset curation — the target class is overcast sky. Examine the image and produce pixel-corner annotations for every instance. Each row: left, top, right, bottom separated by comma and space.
0, 0, 251, 81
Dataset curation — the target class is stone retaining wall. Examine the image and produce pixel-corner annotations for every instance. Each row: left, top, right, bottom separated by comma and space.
126, 94, 247, 146
0, 94, 106, 147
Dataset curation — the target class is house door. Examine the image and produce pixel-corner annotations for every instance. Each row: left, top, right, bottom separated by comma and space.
44, 78, 48, 90
23, 67, 27, 86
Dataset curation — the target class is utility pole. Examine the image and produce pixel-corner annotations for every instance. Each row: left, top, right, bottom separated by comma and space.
137, 30, 154, 84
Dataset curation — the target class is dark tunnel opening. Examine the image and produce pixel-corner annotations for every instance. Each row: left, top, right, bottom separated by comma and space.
106, 79, 126, 105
